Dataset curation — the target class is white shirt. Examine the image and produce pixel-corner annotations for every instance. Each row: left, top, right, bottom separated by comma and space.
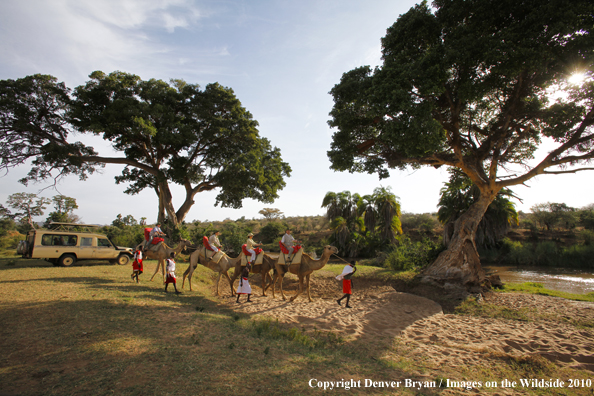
150, 226, 163, 237
209, 234, 222, 248
336, 264, 355, 281
166, 258, 176, 274
281, 233, 295, 247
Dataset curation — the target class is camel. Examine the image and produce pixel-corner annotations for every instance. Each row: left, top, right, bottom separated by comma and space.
272, 245, 339, 302
134, 239, 193, 282
229, 253, 276, 297
182, 248, 240, 296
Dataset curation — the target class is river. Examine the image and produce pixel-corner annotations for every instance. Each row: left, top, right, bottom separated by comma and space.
484, 265, 594, 295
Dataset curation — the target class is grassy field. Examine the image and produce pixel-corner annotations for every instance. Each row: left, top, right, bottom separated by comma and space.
1, 252, 593, 395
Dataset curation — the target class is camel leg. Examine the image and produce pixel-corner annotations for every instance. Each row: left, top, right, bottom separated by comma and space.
306, 274, 312, 302
214, 273, 222, 296
261, 271, 269, 297
222, 271, 235, 296
290, 275, 305, 302
271, 273, 277, 299
149, 259, 162, 281
279, 273, 287, 301
182, 263, 196, 291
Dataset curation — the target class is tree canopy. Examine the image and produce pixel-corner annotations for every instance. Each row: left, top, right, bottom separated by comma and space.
1, 71, 291, 227
327, 0, 594, 287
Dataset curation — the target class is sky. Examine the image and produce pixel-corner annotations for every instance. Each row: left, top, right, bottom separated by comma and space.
0, 0, 592, 226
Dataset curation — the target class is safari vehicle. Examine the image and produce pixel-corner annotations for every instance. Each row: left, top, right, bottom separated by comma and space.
17, 222, 134, 266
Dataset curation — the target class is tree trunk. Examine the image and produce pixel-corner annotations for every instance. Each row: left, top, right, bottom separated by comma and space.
158, 181, 179, 228
422, 191, 497, 290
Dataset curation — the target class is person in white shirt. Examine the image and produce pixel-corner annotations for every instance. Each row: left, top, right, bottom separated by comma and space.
145, 223, 166, 251
235, 266, 252, 303
280, 229, 299, 255
336, 261, 357, 308
245, 233, 262, 266
164, 252, 181, 294
131, 248, 143, 283
208, 231, 222, 252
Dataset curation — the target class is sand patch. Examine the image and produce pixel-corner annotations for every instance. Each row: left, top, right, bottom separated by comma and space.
225, 276, 594, 372
226, 277, 442, 341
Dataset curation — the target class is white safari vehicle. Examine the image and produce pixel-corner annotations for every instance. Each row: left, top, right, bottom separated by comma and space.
17, 223, 134, 266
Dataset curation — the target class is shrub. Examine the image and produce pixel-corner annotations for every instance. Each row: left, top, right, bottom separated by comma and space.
0, 230, 25, 250
382, 236, 444, 272
259, 221, 285, 243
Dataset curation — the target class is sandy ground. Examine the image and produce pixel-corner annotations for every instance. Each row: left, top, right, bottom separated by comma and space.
224, 276, 594, 373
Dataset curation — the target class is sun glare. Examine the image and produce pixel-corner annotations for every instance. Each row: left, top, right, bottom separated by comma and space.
568, 72, 586, 85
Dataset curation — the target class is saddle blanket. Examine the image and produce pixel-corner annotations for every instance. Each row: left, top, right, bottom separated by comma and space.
278, 248, 303, 265
205, 248, 225, 264
240, 251, 264, 266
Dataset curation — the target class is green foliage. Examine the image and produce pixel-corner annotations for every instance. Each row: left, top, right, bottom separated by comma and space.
382, 236, 444, 272
578, 208, 594, 230
438, 169, 519, 248
0, 230, 25, 250
5, 193, 51, 229
530, 202, 577, 231
322, 187, 402, 257
498, 238, 594, 268
259, 221, 285, 244
328, 0, 594, 271
1, 72, 291, 228
220, 221, 251, 254
101, 224, 145, 248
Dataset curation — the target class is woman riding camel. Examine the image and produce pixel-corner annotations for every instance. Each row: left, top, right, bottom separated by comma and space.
245, 232, 262, 268
208, 231, 223, 252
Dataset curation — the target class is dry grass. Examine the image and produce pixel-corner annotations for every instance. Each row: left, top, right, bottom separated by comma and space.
0, 255, 593, 395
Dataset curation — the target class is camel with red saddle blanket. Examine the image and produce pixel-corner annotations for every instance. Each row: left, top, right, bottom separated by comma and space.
134, 238, 192, 282
272, 245, 339, 302
181, 236, 237, 296
228, 244, 276, 296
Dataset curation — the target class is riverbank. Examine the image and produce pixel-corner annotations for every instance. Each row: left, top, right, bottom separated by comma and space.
1, 257, 593, 395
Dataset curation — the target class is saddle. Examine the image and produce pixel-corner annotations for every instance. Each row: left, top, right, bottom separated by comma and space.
278, 242, 303, 265
202, 236, 224, 263
240, 244, 264, 266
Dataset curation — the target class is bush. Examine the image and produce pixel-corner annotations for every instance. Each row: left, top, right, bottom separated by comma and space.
498, 238, 594, 268
382, 236, 444, 272
0, 230, 25, 250
259, 221, 286, 243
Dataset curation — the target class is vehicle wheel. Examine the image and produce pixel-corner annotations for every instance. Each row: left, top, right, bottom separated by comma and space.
59, 254, 76, 267
116, 254, 130, 265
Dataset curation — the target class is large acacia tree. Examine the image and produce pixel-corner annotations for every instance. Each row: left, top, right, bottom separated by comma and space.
0, 71, 291, 227
328, 0, 594, 288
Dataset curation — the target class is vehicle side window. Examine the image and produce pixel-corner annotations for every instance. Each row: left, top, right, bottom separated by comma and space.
98, 238, 112, 247
41, 234, 77, 246
81, 237, 93, 247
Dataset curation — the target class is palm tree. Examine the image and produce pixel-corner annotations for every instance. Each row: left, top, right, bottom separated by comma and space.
322, 187, 402, 256
322, 191, 365, 257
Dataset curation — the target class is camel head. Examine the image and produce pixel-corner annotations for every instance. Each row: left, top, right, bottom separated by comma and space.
322, 245, 339, 256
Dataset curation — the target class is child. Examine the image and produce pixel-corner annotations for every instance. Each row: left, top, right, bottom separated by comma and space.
236, 266, 252, 303
336, 261, 357, 308
131, 248, 143, 283
165, 252, 181, 294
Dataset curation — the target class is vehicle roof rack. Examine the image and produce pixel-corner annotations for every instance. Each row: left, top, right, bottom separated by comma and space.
48, 222, 102, 232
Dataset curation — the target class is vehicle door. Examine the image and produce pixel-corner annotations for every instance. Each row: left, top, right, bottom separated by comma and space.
79, 237, 95, 259
95, 237, 116, 259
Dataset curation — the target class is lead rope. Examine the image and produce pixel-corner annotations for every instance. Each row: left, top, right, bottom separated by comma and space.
332, 253, 351, 265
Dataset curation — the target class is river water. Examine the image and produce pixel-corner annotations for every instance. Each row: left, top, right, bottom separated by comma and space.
484, 265, 594, 295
